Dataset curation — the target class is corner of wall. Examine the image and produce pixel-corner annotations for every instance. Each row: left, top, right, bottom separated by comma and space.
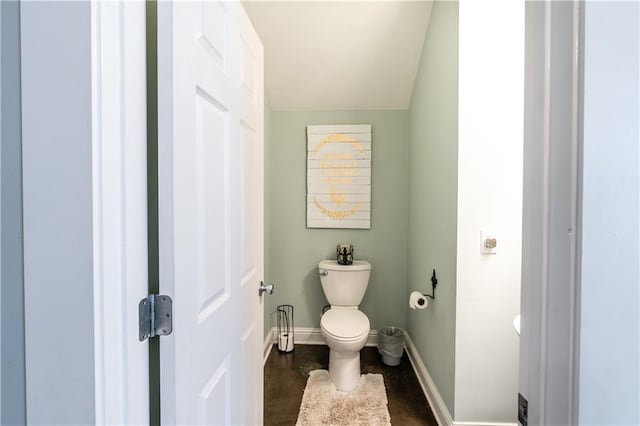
263, 92, 275, 340
407, 0, 459, 416
263, 109, 410, 335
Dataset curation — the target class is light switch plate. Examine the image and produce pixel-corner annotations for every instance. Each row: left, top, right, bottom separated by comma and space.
481, 230, 497, 254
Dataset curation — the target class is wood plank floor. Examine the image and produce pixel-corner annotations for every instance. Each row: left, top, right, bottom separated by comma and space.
264, 344, 438, 425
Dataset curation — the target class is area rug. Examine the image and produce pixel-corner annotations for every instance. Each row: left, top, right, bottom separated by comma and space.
296, 369, 391, 426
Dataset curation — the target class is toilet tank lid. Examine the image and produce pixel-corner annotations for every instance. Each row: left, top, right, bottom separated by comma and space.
318, 260, 371, 271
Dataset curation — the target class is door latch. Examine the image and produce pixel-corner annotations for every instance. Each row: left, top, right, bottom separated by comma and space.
139, 294, 173, 341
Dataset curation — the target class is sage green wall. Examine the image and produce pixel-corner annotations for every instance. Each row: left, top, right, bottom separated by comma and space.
1, 3, 26, 423
407, 1, 459, 416
264, 110, 409, 335
263, 96, 275, 338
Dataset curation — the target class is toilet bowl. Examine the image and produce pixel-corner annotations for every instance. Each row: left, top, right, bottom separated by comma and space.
320, 307, 370, 391
318, 260, 372, 392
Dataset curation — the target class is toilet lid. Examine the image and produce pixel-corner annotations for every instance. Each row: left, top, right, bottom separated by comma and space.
321, 309, 370, 339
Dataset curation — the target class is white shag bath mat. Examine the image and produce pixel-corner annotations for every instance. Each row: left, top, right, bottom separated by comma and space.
296, 369, 391, 426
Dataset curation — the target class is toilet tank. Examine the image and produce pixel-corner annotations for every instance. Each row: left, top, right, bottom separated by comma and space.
318, 260, 371, 306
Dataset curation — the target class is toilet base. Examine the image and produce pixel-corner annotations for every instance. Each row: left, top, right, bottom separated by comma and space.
329, 349, 361, 392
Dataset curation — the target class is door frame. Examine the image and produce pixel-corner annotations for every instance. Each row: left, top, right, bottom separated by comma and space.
520, 1, 582, 424
90, 2, 150, 424
20, 1, 148, 423
17, 0, 587, 423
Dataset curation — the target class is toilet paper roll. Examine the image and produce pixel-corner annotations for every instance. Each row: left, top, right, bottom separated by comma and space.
409, 291, 428, 310
278, 333, 294, 352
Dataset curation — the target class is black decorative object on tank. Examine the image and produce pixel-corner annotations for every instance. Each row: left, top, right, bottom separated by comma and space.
336, 244, 354, 265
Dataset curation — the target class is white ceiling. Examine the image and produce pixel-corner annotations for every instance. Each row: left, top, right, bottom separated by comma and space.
243, 1, 433, 111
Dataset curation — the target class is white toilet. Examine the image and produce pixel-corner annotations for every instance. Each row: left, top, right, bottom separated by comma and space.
318, 259, 371, 392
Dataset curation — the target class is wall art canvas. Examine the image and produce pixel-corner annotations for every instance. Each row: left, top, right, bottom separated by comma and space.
306, 124, 372, 229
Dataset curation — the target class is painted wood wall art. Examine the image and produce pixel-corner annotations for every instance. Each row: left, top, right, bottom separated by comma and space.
307, 124, 372, 229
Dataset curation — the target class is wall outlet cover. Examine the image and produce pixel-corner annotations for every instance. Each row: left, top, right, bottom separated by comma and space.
481, 230, 497, 254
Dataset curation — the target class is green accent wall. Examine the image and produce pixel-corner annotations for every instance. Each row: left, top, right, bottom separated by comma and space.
264, 110, 409, 334
263, 97, 274, 338
1, 2, 27, 423
407, 1, 459, 416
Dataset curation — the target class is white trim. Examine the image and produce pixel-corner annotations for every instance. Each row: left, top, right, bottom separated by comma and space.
91, 1, 149, 424
403, 331, 453, 426
521, 2, 583, 424
404, 332, 517, 426
404, 331, 516, 426
265, 327, 517, 426
291, 327, 324, 345
263, 328, 273, 365
267, 327, 379, 347
266, 328, 519, 426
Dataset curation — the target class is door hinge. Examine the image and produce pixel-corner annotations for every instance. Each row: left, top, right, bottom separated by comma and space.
138, 294, 173, 341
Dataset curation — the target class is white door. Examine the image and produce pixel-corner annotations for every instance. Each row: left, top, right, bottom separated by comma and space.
157, 1, 264, 424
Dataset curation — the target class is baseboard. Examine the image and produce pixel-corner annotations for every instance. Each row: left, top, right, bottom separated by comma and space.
289, 327, 325, 345
265, 325, 514, 426
403, 331, 454, 426
266, 327, 379, 347
403, 332, 517, 426
263, 328, 273, 366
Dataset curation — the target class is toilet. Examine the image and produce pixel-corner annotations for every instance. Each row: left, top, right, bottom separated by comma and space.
318, 259, 371, 392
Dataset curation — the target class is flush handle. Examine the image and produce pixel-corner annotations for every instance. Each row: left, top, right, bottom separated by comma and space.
318, 269, 329, 276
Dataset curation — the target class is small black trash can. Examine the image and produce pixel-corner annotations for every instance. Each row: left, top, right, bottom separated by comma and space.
378, 326, 404, 366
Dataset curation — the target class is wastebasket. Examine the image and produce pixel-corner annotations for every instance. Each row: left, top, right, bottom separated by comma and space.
378, 326, 404, 366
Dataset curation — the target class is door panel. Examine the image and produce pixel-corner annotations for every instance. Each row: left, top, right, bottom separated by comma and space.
158, 2, 264, 424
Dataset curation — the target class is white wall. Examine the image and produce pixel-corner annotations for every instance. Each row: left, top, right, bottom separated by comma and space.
455, 0, 524, 422
21, 2, 150, 423
21, 2, 96, 423
579, 2, 640, 424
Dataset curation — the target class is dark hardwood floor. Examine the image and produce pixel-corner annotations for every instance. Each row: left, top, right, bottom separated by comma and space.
264, 344, 438, 425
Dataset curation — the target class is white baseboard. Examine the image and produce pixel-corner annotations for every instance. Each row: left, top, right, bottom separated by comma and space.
295, 327, 379, 347
266, 327, 379, 348
264, 325, 515, 426
289, 327, 325, 345
263, 328, 273, 366
403, 331, 517, 426
403, 331, 454, 426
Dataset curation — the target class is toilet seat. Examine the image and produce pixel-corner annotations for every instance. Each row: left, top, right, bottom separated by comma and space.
321, 308, 370, 342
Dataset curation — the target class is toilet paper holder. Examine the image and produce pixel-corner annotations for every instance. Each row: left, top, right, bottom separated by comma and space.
422, 269, 438, 300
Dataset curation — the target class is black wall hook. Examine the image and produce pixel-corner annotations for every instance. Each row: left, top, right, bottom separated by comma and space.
425, 269, 438, 300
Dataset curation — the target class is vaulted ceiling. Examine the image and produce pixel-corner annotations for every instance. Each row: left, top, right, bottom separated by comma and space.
243, 1, 433, 111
